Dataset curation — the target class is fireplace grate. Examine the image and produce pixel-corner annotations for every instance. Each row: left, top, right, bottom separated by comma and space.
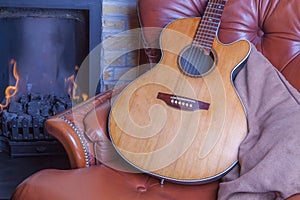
0, 93, 71, 156
1, 115, 49, 141
1, 93, 71, 141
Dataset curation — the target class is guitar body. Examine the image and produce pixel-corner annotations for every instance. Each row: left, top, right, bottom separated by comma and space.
109, 17, 251, 184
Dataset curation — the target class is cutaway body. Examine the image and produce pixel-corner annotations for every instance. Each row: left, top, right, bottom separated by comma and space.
109, 16, 250, 184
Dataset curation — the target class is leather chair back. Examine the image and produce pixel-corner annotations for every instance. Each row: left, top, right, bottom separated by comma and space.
138, 0, 300, 91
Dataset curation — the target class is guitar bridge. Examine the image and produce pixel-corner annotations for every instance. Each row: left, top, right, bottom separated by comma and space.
157, 92, 210, 111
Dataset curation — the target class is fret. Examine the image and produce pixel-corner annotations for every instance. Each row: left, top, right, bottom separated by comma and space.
192, 41, 213, 50
207, 2, 225, 8
205, 9, 223, 14
209, 0, 227, 5
200, 21, 220, 26
194, 42, 214, 49
192, 40, 213, 49
195, 36, 215, 42
201, 43, 214, 49
205, 12, 223, 17
193, 0, 227, 50
206, 5, 224, 10
208, 4, 225, 9
195, 31, 216, 36
195, 29, 217, 34
197, 26, 219, 35
199, 26, 220, 32
200, 19, 221, 25
200, 38, 214, 43
204, 10, 223, 17
195, 35, 215, 42
206, 2, 225, 14
202, 16, 222, 22
199, 22, 220, 29
198, 26, 217, 32
205, 11, 223, 16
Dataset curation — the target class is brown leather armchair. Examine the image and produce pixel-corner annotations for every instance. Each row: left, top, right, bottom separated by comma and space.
11, 0, 300, 199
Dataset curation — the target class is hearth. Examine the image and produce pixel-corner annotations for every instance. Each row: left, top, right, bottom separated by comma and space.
0, 0, 102, 156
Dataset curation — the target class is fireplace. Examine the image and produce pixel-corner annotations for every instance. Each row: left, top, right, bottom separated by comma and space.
0, 0, 102, 156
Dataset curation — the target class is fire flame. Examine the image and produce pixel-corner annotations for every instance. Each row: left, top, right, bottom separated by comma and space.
0, 59, 19, 112
65, 65, 88, 103
0, 61, 88, 113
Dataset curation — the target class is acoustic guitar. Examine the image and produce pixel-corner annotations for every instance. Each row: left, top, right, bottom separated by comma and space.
109, 0, 250, 184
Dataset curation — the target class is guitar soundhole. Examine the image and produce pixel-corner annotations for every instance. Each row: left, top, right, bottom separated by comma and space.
177, 45, 216, 78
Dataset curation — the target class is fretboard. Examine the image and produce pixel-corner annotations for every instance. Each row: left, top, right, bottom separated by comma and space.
193, 0, 227, 50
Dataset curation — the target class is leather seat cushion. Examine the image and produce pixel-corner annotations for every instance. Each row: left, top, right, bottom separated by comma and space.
12, 165, 219, 200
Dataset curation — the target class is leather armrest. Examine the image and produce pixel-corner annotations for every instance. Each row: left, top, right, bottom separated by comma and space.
46, 89, 115, 168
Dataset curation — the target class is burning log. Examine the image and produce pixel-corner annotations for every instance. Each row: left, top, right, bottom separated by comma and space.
0, 59, 86, 141
0, 93, 71, 141
8, 101, 23, 113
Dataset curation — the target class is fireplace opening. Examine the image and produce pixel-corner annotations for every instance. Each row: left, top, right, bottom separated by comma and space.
0, 7, 89, 99
0, 1, 102, 157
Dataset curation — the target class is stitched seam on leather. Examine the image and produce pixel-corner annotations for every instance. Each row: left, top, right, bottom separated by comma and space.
61, 116, 90, 167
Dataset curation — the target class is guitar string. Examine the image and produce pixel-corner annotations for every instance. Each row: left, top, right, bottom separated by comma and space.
185, 0, 224, 78
177, 0, 211, 83
196, 0, 225, 103
193, 0, 221, 76
197, 1, 224, 48
183, 2, 212, 78
170, 0, 226, 156
174, 0, 226, 107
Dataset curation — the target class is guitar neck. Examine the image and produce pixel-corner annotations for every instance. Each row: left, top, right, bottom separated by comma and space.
193, 0, 227, 50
